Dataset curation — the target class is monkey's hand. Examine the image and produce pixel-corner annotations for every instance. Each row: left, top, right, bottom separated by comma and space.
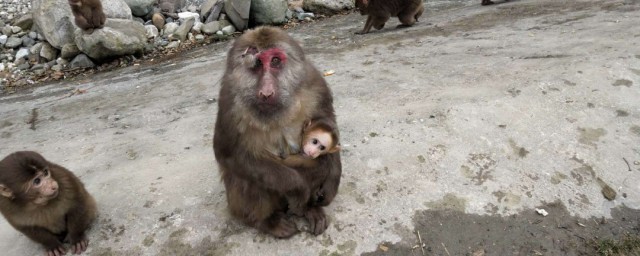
304, 206, 329, 235
45, 246, 67, 256
70, 238, 89, 254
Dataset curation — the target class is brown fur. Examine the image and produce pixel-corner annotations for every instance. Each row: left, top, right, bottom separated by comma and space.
355, 0, 424, 34
152, 13, 165, 31
213, 26, 341, 238
0, 151, 97, 255
68, 0, 106, 33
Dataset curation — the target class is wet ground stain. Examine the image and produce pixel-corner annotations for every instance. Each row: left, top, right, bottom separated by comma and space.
363, 201, 640, 256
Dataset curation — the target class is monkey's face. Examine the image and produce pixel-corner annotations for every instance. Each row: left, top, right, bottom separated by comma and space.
226, 27, 307, 119
302, 130, 335, 159
27, 167, 59, 205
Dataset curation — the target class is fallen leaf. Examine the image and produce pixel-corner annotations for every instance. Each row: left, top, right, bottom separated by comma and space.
323, 70, 335, 76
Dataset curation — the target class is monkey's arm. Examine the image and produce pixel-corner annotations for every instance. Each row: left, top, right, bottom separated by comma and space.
314, 152, 341, 206
17, 226, 64, 249
282, 155, 318, 168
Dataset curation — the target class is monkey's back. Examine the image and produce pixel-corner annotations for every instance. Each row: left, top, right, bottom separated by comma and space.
365, 0, 423, 16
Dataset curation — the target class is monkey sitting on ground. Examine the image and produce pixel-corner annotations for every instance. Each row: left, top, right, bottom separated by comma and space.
281, 119, 341, 169
214, 26, 342, 238
68, 0, 107, 33
0, 151, 97, 256
355, 0, 425, 34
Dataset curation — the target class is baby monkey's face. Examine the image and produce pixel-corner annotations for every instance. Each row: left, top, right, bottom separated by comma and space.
302, 130, 334, 159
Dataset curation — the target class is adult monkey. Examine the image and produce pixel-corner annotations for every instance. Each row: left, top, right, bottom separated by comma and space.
213, 26, 341, 238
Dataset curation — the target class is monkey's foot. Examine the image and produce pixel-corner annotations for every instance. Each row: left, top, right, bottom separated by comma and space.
304, 206, 329, 235
355, 30, 368, 35
70, 239, 89, 254
396, 24, 414, 29
481, 0, 495, 5
258, 212, 298, 238
45, 245, 67, 256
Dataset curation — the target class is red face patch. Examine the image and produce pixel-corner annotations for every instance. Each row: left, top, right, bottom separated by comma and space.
256, 48, 287, 72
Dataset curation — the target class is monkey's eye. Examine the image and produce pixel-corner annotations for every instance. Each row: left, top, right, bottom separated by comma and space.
271, 57, 281, 68
320, 145, 326, 151
33, 177, 41, 186
312, 139, 318, 145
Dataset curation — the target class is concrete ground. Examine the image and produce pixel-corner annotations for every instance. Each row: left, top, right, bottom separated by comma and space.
1, 0, 640, 255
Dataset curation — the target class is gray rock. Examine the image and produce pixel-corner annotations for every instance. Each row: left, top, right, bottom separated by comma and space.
297, 12, 315, 21
205, 0, 224, 23
285, 9, 293, 20
60, 44, 81, 59
15, 48, 30, 60
11, 26, 22, 34
218, 19, 231, 29
0, 35, 7, 45
31, 64, 46, 70
133, 17, 145, 24
166, 41, 180, 49
201, 21, 220, 35
251, 0, 287, 25
70, 54, 95, 69
192, 21, 203, 34
17, 63, 30, 70
30, 43, 43, 55
187, 5, 197, 13
28, 32, 38, 39
178, 12, 199, 23
123, 0, 156, 17
195, 34, 205, 42
56, 58, 70, 66
5, 37, 22, 48
172, 17, 195, 41
75, 19, 147, 60
201, 0, 217, 19
2, 26, 12, 36
224, 0, 249, 31
33, 0, 133, 49
144, 25, 159, 38
158, 0, 185, 13
40, 42, 58, 61
13, 14, 33, 31
163, 22, 179, 35
303, 0, 354, 15
21, 36, 35, 47
51, 64, 63, 71
221, 25, 235, 35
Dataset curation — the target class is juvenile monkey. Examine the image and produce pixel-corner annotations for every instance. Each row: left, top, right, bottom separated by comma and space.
281, 119, 341, 169
355, 0, 425, 34
68, 0, 107, 33
0, 151, 97, 256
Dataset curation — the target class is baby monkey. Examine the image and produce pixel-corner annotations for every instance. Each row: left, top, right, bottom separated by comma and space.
281, 119, 341, 168
0, 151, 97, 256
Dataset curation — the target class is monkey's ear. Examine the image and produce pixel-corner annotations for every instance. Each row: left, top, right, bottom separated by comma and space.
304, 120, 312, 128
0, 184, 14, 198
328, 145, 341, 153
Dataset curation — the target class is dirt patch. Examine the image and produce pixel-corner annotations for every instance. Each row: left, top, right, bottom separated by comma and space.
363, 202, 640, 256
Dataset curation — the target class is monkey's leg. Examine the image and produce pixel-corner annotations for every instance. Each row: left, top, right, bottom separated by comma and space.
373, 15, 390, 30
66, 201, 96, 254
225, 175, 298, 238
18, 226, 67, 255
414, 5, 424, 22
398, 8, 419, 28
481, 0, 495, 5
91, 7, 106, 28
256, 211, 298, 238
356, 15, 374, 34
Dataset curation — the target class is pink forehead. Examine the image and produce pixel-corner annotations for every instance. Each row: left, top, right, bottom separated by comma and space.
257, 48, 287, 63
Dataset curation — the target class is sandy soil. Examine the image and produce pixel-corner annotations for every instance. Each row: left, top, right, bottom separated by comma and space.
1, 0, 639, 255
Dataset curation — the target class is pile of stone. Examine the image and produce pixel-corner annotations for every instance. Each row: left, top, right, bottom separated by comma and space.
0, 0, 354, 90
